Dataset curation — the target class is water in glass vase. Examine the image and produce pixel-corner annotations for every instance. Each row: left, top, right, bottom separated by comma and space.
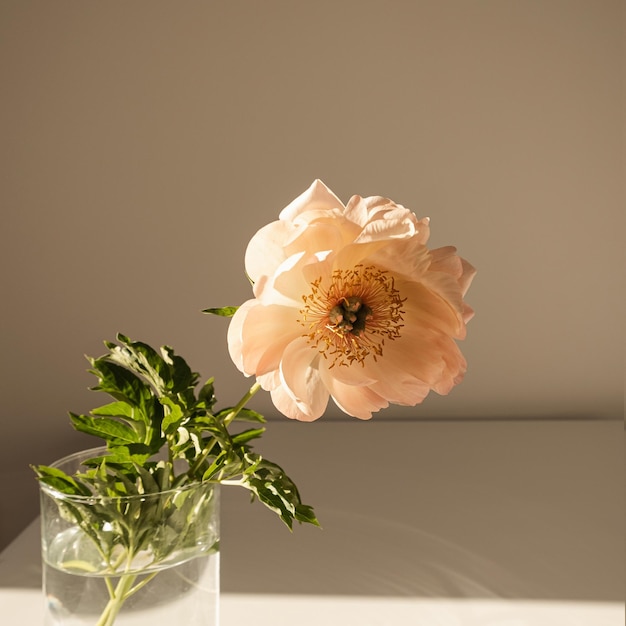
43, 527, 219, 626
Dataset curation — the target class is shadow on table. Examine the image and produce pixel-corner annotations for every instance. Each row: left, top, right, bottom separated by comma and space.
0, 510, 522, 595
221, 507, 537, 599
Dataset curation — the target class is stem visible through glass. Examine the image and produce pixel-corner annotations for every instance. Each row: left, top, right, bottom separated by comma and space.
88, 382, 260, 625
96, 569, 159, 626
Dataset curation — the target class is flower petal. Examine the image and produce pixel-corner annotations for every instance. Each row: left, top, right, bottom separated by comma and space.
245, 220, 295, 284
399, 279, 464, 337
269, 384, 326, 422
279, 179, 345, 222
370, 325, 467, 397
345, 195, 425, 242
319, 367, 389, 419
429, 246, 477, 297
365, 236, 432, 281
229, 301, 301, 376
267, 251, 326, 305
257, 370, 280, 392
227, 299, 255, 373
279, 340, 329, 420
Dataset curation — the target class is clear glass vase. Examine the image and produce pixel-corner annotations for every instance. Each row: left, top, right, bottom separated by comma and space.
39, 447, 220, 626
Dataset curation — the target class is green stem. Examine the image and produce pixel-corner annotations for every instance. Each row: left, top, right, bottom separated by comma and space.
185, 381, 262, 481
96, 572, 138, 626
223, 381, 262, 426
95, 564, 160, 625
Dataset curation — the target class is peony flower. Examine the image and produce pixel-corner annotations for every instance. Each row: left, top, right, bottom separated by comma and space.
228, 179, 476, 421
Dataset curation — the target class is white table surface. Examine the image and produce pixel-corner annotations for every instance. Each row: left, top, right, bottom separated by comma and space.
0, 585, 623, 626
1, 420, 623, 625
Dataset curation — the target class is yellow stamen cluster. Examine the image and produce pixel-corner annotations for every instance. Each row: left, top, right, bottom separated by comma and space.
299, 265, 405, 367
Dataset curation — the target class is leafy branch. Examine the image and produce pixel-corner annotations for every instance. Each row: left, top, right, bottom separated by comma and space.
33, 333, 319, 533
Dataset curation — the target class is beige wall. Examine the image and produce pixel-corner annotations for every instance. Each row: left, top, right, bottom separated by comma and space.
0, 1, 623, 548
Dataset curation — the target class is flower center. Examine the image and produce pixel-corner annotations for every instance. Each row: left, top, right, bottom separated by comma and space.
299, 265, 405, 367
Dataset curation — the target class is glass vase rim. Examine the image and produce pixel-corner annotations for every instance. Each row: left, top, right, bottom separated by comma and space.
39, 445, 216, 502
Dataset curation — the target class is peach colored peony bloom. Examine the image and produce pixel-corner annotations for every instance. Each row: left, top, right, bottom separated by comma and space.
228, 180, 476, 421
